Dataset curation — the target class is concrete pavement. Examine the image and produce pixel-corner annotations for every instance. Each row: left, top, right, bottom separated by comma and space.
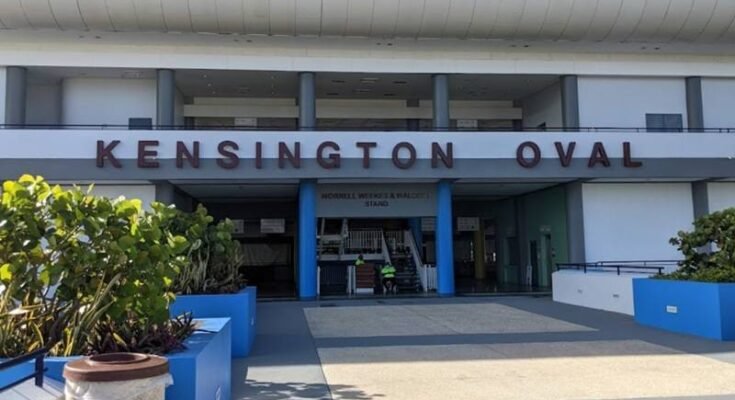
233, 296, 735, 400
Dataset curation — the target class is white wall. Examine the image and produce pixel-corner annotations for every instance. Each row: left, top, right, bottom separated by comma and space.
582, 183, 693, 262
62, 78, 156, 126
522, 82, 562, 129
578, 76, 688, 128
26, 82, 61, 125
702, 78, 735, 129
552, 270, 649, 315
707, 182, 735, 213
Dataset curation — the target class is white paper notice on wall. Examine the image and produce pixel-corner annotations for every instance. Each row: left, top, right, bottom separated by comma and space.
234, 117, 257, 127
232, 219, 245, 234
457, 119, 478, 129
666, 305, 678, 314
261, 218, 285, 234
457, 217, 480, 232
421, 217, 436, 232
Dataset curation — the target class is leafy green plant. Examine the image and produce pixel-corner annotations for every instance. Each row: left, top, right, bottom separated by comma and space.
663, 208, 735, 283
165, 205, 245, 295
0, 175, 193, 357
85, 314, 197, 355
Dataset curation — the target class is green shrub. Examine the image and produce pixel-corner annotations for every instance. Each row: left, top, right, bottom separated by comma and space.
0, 175, 192, 357
165, 205, 245, 295
663, 208, 735, 283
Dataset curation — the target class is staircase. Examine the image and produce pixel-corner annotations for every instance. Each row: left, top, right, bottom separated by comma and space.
317, 227, 425, 296
386, 232, 422, 294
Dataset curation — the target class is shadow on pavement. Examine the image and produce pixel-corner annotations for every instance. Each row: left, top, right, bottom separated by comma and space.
236, 379, 383, 400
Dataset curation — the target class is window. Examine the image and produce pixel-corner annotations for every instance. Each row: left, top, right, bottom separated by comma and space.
128, 117, 152, 130
646, 113, 683, 132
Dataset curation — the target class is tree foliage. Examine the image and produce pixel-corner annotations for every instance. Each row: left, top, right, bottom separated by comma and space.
165, 205, 245, 295
0, 175, 191, 357
665, 208, 735, 283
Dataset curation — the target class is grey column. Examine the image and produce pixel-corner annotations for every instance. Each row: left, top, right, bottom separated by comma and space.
691, 181, 710, 219
560, 75, 580, 130
407, 99, 420, 131
514, 197, 529, 285
691, 181, 712, 253
432, 74, 449, 130
5, 66, 27, 126
565, 182, 586, 264
299, 72, 316, 130
686, 77, 704, 131
154, 181, 176, 205
156, 69, 176, 128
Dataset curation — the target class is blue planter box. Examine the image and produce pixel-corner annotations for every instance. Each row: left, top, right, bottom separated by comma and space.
14, 318, 232, 400
633, 278, 735, 340
170, 286, 256, 358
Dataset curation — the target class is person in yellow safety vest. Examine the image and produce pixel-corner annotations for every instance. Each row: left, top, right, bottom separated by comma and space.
355, 254, 365, 268
381, 262, 397, 294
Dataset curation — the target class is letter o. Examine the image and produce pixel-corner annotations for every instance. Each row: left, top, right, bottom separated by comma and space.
516, 141, 541, 168
392, 142, 417, 169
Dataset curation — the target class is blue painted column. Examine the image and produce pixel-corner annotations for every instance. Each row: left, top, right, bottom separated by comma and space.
436, 181, 455, 296
298, 180, 317, 300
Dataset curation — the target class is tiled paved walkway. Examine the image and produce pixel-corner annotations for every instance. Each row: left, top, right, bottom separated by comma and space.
233, 296, 735, 400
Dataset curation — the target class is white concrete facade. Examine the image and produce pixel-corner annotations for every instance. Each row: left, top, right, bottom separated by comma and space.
522, 82, 562, 129
2, 0, 733, 43
581, 183, 694, 262
1, 0, 735, 304
552, 270, 649, 315
578, 77, 688, 129
62, 78, 156, 126
707, 182, 735, 213
702, 78, 735, 129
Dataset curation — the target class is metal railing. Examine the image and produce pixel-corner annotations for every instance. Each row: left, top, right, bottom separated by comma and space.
344, 230, 383, 254
1, 124, 735, 133
556, 260, 680, 276
0, 347, 48, 392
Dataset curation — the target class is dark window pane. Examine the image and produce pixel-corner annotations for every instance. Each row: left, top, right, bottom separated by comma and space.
129, 117, 153, 130
646, 113, 682, 132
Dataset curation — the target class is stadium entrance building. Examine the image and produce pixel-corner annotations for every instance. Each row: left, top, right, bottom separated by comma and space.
1, 1, 735, 299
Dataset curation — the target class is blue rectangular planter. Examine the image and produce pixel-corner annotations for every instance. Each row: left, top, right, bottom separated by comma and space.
27, 318, 232, 400
633, 278, 735, 340
0, 360, 35, 389
170, 286, 256, 358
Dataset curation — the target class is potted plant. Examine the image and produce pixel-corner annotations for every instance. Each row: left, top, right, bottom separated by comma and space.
0, 176, 232, 400
167, 205, 256, 358
633, 208, 735, 340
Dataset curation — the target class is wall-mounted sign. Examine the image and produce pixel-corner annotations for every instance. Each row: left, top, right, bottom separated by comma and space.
232, 219, 245, 234
234, 117, 257, 127
421, 217, 436, 232
316, 184, 436, 218
457, 217, 480, 232
94, 137, 643, 171
260, 218, 285, 234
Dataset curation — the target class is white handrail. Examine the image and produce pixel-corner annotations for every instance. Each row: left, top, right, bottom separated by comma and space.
317, 266, 321, 296
404, 230, 427, 292
424, 264, 437, 291
381, 232, 392, 266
